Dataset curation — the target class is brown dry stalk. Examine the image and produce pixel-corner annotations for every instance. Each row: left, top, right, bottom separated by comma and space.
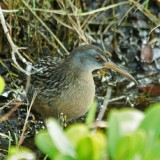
0, 101, 21, 122
18, 91, 37, 146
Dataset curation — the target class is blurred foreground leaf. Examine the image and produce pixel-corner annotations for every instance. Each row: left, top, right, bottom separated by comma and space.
108, 109, 144, 159
85, 100, 97, 125
139, 103, 160, 138
66, 124, 107, 160
108, 103, 160, 160
35, 118, 75, 160
6, 147, 35, 160
0, 76, 5, 94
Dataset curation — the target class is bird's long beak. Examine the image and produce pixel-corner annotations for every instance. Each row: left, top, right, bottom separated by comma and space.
104, 60, 138, 85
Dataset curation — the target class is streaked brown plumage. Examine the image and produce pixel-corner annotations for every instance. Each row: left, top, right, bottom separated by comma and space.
31, 45, 137, 121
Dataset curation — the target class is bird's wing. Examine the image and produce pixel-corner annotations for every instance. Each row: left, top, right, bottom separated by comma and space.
28, 56, 63, 94
27, 56, 63, 103
32, 56, 63, 87
34, 56, 63, 69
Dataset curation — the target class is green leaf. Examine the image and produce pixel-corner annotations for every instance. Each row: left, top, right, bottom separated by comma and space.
66, 124, 89, 147
6, 146, 35, 160
108, 109, 144, 159
48, 0, 55, 3
66, 124, 106, 160
35, 130, 58, 159
35, 119, 77, 159
90, 132, 107, 160
115, 130, 145, 160
46, 118, 75, 158
76, 136, 93, 160
139, 103, 160, 139
76, 132, 106, 160
0, 76, 5, 94
85, 100, 97, 125
143, 141, 160, 160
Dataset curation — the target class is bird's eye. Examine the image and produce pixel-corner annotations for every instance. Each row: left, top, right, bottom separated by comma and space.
95, 56, 101, 61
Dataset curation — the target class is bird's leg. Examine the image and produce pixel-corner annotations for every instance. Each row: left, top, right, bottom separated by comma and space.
58, 113, 68, 128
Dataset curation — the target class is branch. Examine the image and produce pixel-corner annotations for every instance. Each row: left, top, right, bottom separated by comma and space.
0, 6, 32, 75
96, 86, 112, 121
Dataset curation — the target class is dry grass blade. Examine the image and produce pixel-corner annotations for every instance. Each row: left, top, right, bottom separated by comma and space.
118, 1, 136, 25
52, 13, 73, 30
129, 0, 160, 25
56, 0, 89, 44
0, 102, 21, 122
0, 132, 13, 141
76, 1, 128, 16
33, 1, 128, 16
18, 91, 37, 146
149, 24, 160, 34
22, 0, 69, 55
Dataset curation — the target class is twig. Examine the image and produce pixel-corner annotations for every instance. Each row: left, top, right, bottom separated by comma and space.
0, 98, 18, 111
1, 9, 18, 13
96, 86, 112, 121
18, 91, 37, 146
0, 132, 13, 141
0, 102, 28, 106
0, 102, 21, 122
25, 64, 32, 94
107, 96, 126, 103
0, 6, 32, 75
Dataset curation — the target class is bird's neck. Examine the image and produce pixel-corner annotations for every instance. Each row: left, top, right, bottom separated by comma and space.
61, 59, 93, 75
54, 60, 94, 88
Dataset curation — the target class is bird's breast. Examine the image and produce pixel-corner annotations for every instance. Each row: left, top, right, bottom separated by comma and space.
56, 73, 95, 120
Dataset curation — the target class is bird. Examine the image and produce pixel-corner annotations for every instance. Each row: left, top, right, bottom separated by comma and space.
31, 44, 137, 121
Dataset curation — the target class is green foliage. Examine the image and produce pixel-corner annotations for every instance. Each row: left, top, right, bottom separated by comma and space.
144, 0, 150, 8
35, 130, 59, 159
0, 76, 5, 94
85, 100, 97, 125
35, 103, 160, 160
35, 119, 75, 160
108, 109, 144, 159
66, 124, 107, 160
47, 0, 55, 3
35, 119, 107, 160
6, 147, 35, 160
108, 103, 160, 160
6, 103, 160, 160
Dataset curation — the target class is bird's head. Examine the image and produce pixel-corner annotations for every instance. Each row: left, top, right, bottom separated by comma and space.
67, 44, 138, 84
